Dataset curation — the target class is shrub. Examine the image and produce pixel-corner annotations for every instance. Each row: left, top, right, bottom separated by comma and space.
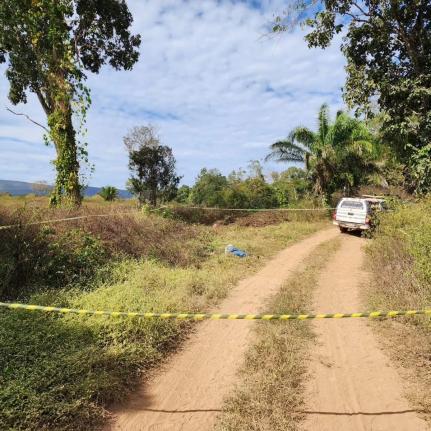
0, 221, 106, 300
98, 186, 118, 201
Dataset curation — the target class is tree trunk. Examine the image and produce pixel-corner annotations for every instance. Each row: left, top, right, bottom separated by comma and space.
47, 73, 82, 208
150, 187, 157, 207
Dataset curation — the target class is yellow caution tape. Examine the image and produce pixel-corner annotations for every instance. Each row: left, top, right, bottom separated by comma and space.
1, 302, 430, 321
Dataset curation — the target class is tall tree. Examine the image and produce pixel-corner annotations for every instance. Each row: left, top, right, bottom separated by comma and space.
0, 1, 141, 206
266, 104, 379, 197
274, 0, 431, 193
125, 126, 181, 206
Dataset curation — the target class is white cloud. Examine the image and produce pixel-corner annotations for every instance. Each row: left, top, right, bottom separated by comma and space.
0, 0, 346, 188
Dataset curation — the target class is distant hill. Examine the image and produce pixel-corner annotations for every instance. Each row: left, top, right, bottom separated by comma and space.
0, 179, 132, 198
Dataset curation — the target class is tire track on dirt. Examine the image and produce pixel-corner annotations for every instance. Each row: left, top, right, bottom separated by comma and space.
303, 234, 428, 431
106, 228, 338, 431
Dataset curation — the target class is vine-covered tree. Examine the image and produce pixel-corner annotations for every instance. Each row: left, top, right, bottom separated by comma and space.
274, 0, 431, 193
125, 126, 181, 207
0, 1, 141, 206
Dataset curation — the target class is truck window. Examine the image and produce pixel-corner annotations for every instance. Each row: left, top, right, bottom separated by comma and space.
340, 201, 364, 209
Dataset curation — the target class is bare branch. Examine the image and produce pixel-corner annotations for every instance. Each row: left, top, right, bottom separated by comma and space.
345, 12, 369, 24
351, 1, 371, 18
35, 89, 51, 115
6, 106, 49, 133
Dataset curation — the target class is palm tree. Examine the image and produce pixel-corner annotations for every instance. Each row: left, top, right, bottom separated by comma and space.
265, 104, 379, 197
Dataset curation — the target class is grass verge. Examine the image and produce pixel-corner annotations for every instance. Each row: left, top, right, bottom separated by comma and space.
0, 220, 328, 430
365, 198, 431, 422
215, 238, 340, 431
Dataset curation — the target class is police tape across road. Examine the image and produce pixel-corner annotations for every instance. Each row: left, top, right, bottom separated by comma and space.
0, 302, 430, 321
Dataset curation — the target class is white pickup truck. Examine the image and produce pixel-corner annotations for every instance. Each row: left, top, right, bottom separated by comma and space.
333, 197, 385, 233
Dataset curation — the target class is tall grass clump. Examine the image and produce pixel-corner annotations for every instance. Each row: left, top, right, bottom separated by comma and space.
366, 197, 431, 420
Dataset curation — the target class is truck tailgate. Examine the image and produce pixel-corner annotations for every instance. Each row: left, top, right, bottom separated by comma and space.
336, 201, 367, 224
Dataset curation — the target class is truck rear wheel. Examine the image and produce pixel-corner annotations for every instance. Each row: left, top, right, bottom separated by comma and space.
339, 226, 348, 233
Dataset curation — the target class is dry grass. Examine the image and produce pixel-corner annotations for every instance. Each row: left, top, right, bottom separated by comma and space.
365, 198, 431, 423
216, 238, 340, 431
0, 208, 213, 300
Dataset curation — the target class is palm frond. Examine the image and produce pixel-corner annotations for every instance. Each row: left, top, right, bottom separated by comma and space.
291, 127, 315, 149
265, 138, 307, 163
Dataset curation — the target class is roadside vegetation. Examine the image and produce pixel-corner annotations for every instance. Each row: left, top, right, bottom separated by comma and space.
365, 198, 431, 421
0, 200, 326, 430
216, 239, 340, 431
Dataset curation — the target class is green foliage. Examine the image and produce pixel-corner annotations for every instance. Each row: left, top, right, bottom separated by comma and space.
190, 168, 229, 207
41, 228, 107, 287
0, 224, 106, 299
0, 207, 218, 301
408, 144, 431, 195
0, 0, 141, 206
98, 186, 118, 202
275, 0, 431, 193
271, 167, 309, 206
188, 163, 311, 209
176, 185, 191, 203
372, 199, 431, 287
266, 104, 381, 198
0, 292, 184, 431
125, 126, 181, 206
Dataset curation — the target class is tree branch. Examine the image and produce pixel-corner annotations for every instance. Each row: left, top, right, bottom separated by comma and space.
6, 106, 49, 133
35, 88, 51, 115
345, 12, 369, 24
351, 1, 371, 18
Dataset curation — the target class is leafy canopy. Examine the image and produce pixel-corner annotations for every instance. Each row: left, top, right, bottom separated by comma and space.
274, 0, 431, 193
0, 0, 140, 106
0, 0, 140, 206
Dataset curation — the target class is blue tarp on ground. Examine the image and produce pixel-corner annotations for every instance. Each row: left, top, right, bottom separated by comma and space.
225, 244, 247, 258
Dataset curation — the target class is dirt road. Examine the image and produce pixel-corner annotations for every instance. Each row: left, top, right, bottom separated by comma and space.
304, 234, 428, 431
108, 229, 427, 431
107, 228, 338, 431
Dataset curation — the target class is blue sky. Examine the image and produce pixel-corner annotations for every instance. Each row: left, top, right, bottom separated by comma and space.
0, 0, 346, 188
